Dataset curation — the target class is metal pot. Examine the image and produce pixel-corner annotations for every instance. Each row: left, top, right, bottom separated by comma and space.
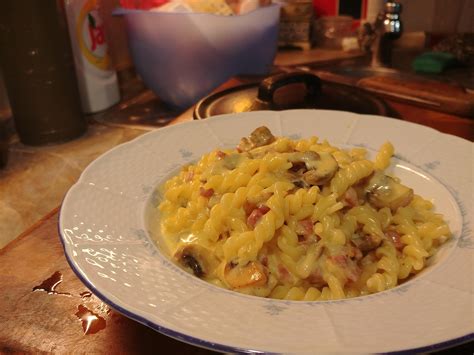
194, 72, 394, 119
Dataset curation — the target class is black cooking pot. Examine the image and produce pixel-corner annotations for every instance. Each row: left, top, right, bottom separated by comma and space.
194, 72, 395, 119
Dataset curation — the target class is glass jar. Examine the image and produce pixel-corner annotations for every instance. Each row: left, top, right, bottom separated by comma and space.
313, 15, 354, 49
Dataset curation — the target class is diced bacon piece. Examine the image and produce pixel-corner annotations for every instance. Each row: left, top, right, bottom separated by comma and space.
247, 205, 270, 228
330, 254, 361, 283
243, 201, 257, 217
343, 187, 359, 207
331, 254, 347, 266
351, 233, 382, 252
386, 230, 404, 250
346, 265, 361, 283
278, 264, 291, 282
297, 218, 314, 237
216, 150, 226, 159
306, 269, 326, 287
199, 187, 214, 198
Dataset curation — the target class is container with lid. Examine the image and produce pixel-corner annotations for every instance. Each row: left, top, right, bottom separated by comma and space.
194, 72, 394, 119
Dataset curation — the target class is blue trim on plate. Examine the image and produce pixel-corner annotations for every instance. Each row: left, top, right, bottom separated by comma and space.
385, 335, 474, 355
57, 213, 473, 354
57, 208, 269, 354
57, 120, 473, 354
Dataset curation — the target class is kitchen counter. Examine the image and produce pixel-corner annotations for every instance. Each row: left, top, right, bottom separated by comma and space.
0, 48, 473, 353
0, 122, 148, 249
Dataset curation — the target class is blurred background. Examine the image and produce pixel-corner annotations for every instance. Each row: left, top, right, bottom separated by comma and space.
99, 0, 474, 72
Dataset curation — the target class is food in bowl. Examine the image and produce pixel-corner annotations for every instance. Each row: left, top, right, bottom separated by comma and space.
156, 127, 451, 300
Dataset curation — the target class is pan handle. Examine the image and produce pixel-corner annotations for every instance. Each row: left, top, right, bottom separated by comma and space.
257, 72, 322, 109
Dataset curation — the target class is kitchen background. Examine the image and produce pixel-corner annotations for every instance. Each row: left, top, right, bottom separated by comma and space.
100, 0, 474, 73
0, 0, 473, 249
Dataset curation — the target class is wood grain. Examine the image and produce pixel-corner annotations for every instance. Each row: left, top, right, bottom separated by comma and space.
358, 76, 474, 118
385, 100, 474, 141
0, 211, 216, 354
274, 48, 364, 67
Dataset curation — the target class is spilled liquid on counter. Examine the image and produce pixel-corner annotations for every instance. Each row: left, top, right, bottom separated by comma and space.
33, 271, 110, 335
75, 305, 107, 335
32, 271, 71, 296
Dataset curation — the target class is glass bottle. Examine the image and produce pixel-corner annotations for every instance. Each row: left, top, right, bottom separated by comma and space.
0, 0, 87, 146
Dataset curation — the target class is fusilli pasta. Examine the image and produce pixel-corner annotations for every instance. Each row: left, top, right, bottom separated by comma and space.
157, 126, 451, 301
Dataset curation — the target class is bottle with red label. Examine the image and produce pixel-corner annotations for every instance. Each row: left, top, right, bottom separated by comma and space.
65, 0, 120, 113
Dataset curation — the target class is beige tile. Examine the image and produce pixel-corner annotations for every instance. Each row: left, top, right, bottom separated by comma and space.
0, 124, 146, 249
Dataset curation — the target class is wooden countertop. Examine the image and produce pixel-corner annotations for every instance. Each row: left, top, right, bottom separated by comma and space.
0, 208, 214, 354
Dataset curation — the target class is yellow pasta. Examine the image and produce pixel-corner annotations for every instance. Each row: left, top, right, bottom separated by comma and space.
374, 141, 394, 170
329, 159, 374, 197
156, 126, 451, 301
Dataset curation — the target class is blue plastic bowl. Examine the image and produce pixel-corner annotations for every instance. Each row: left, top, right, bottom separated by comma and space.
114, 5, 280, 109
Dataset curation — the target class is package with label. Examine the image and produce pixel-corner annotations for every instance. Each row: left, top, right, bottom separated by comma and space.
274, 0, 314, 50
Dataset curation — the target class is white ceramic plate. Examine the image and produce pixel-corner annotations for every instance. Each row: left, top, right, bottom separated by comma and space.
59, 110, 473, 353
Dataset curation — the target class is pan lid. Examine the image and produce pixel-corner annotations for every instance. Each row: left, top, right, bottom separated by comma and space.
194, 72, 394, 119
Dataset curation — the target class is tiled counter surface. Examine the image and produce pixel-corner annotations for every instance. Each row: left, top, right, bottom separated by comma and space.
0, 122, 150, 248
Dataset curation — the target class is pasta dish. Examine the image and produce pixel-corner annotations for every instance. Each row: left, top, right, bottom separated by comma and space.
157, 126, 451, 301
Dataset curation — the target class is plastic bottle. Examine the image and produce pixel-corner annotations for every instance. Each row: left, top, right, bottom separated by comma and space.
64, 0, 120, 113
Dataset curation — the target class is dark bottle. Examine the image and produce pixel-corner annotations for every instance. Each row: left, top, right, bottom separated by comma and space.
0, 69, 10, 168
0, 0, 87, 146
0, 118, 8, 169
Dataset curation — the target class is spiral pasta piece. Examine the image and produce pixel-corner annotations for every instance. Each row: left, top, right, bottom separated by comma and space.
374, 141, 394, 170
330, 160, 374, 196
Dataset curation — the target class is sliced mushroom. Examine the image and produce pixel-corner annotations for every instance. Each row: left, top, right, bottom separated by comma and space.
365, 171, 414, 211
351, 233, 382, 253
385, 229, 405, 251
342, 187, 359, 208
174, 244, 219, 278
238, 126, 275, 152
181, 254, 204, 277
291, 179, 308, 189
288, 151, 320, 169
287, 151, 338, 186
224, 261, 268, 289
249, 126, 275, 147
222, 153, 241, 170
